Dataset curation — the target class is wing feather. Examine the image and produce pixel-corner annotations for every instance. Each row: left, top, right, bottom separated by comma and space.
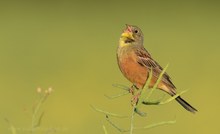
136, 47, 176, 89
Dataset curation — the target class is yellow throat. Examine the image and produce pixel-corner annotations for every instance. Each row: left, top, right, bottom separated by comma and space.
119, 32, 135, 47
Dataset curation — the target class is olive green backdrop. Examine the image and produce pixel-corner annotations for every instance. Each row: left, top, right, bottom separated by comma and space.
0, 0, 219, 134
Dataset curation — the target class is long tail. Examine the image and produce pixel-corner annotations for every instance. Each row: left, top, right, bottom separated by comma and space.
175, 96, 197, 113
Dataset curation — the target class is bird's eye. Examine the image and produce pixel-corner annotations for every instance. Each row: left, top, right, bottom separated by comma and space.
134, 30, 138, 33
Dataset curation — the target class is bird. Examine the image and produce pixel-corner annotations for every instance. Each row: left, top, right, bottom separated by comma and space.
117, 24, 197, 113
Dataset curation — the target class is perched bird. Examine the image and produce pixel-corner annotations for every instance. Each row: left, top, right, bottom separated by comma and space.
117, 24, 197, 113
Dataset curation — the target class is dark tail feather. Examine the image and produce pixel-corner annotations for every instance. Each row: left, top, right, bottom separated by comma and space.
175, 96, 197, 113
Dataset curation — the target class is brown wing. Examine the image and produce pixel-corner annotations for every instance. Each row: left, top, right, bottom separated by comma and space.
135, 47, 176, 89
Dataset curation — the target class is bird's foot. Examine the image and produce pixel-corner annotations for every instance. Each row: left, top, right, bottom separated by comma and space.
131, 93, 147, 117
129, 85, 138, 95
131, 93, 140, 106
129, 88, 134, 95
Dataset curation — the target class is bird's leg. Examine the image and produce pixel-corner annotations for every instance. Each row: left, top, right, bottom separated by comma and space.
130, 85, 147, 116
130, 84, 139, 105
129, 84, 138, 95
131, 93, 140, 106
132, 92, 147, 117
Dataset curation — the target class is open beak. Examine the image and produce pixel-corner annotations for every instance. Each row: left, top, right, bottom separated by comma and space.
121, 24, 135, 40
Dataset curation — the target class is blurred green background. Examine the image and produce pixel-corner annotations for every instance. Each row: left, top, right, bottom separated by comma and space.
0, 0, 219, 134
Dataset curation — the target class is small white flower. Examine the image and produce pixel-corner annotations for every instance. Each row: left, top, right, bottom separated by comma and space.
48, 87, 53, 94
37, 87, 42, 93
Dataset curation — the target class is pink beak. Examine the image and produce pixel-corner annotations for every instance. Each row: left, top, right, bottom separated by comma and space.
124, 24, 132, 33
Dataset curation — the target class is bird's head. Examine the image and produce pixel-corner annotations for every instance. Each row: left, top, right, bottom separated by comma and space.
119, 24, 144, 47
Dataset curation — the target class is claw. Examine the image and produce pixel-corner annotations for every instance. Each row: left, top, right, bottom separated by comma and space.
131, 93, 140, 106
129, 85, 138, 95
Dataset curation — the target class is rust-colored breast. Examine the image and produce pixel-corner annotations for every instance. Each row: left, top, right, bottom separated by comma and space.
117, 46, 175, 95
118, 50, 148, 88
